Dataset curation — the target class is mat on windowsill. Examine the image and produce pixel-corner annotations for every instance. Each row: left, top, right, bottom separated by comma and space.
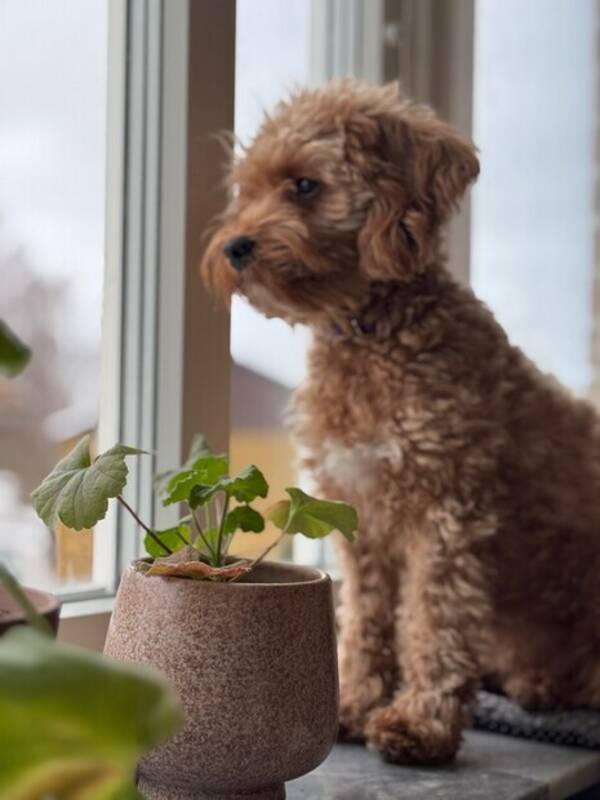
473, 691, 600, 749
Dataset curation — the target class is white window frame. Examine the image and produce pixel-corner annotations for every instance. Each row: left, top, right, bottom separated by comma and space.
382, 0, 475, 283
60, 0, 234, 636
310, 0, 384, 85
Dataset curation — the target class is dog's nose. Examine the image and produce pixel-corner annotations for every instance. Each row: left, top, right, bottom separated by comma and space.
223, 236, 255, 271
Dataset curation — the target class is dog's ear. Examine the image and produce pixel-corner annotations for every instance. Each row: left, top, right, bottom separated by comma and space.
348, 85, 479, 280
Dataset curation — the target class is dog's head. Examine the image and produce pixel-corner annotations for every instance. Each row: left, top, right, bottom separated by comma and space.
201, 80, 479, 325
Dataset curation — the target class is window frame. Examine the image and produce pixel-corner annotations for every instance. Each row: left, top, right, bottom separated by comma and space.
60, 0, 234, 629
310, 0, 384, 84
382, 0, 475, 284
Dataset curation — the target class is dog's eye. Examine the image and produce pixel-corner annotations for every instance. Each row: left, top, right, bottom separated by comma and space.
294, 177, 320, 198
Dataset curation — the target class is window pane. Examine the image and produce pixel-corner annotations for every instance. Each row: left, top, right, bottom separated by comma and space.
0, 0, 107, 590
471, 0, 597, 395
231, 0, 314, 563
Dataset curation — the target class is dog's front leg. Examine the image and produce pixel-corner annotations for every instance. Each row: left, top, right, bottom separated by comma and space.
336, 533, 398, 741
364, 507, 494, 764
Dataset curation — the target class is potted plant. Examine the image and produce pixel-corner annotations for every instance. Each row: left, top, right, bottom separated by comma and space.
32, 434, 358, 800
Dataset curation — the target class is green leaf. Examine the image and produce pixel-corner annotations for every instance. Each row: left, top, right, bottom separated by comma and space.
189, 465, 269, 508
144, 520, 191, 559
155, 434, 227, 494
264, 499, 292, 529
162, 455, 229, 506
0, 626, 183, 799
224, 505, 265, 534
31, 436, 146, 531
270, 487, 358, 542
188, 484, 215, 509
223, 464, 269, 503
0, 319, 31, 378
225, 465, 269, 502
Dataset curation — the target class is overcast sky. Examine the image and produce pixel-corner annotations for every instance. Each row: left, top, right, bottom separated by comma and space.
472, 0, 597, 393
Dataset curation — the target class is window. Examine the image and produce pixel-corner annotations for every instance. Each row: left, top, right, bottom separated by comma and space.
230, 0, 313, 564
1, 0, 389, 613
471, 0, 598, 396
0, 0, 108, 594
11, 0, 585, 616
0, 0, 236, 615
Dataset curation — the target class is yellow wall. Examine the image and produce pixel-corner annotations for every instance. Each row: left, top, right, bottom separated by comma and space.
229, 428, 296, 560
55, 432, 94, 583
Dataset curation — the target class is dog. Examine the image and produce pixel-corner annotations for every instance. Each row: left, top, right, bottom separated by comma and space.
201, 80, 600, 764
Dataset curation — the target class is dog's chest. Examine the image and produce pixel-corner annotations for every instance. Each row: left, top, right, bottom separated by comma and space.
298, 436, 404, 520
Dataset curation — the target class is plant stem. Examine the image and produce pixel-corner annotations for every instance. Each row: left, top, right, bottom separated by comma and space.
117, 495, 172, 556
192, 510, 217, 562
174, 529, 189, 547
208, 498, 217, 532
250, 530, 286, 570
215, 493, 230, 567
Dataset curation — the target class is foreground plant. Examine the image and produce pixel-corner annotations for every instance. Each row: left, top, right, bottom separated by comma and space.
0, 564, 183, 800
32, 434, 358, 581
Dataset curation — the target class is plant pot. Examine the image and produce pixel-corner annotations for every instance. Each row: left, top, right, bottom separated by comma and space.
0, 585, 60, 637
104, 560, 339, 800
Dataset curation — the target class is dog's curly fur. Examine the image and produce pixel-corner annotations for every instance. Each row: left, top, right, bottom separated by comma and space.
202, 80, 600, 764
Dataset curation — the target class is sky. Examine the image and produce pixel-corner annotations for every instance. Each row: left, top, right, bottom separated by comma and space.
471, 0, 597, 393
233, 0, 313, 388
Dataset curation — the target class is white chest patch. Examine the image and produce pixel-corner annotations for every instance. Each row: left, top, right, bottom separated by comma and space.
304, 438, 404, 497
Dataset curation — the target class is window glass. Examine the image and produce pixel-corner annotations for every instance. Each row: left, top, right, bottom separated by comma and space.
231, 0, 314, 562
0, 0, 107, 590
471, 0, 597, 395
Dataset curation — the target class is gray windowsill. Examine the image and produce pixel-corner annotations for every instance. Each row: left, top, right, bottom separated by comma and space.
287, 732, 600, 800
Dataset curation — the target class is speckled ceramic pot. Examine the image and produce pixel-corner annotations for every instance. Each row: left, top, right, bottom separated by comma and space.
0, 585, 60, 637
104, 561, 338, 800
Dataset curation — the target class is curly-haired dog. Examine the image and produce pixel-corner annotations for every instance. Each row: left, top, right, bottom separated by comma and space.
201, 80, 600, 764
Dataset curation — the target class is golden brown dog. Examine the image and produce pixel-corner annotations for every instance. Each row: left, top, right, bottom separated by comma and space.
202, 80, 600, 764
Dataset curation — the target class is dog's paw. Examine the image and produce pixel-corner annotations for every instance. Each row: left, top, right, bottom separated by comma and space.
364, 700, 462, 765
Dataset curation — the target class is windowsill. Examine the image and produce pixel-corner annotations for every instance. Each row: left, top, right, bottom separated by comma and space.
58, 595, 114, 619
287, 733, 600, 799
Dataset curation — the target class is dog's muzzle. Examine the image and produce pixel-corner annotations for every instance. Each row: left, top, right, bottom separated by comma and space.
223, 236, 255, 271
